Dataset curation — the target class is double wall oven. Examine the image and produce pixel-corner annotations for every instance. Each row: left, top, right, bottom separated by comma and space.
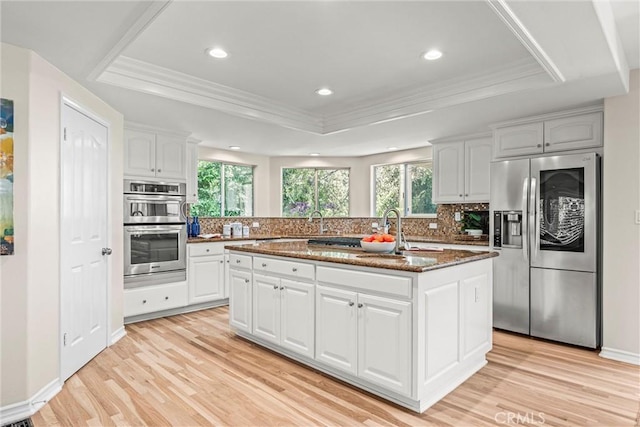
124, 180, 187, 289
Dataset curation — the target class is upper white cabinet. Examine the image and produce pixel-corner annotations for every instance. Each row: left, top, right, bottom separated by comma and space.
124, 124, 187, 181
493, 109, 603, 159
186, 139, 200, 203
432, 136, 492, 204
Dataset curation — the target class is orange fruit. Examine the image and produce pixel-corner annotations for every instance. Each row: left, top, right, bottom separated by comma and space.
374, 234, 385, 242
362, 236, 374, 242
382, 234, 395, 242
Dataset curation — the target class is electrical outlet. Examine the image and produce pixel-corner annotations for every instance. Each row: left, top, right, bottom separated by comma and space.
372, 222, 379, 229
636, 211, 640, 225
252, 222, 259, 228
429, 223, 438, 229
454, 212, 461, 221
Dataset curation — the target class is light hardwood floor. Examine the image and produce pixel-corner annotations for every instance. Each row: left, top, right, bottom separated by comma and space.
33, 307, 639, 426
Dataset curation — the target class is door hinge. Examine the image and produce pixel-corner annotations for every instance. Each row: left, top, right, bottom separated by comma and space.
63, 128, 67, 141
63, 333, 67, 346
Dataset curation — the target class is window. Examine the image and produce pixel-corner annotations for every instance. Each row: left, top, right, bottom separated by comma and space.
190, 161, 254, 217
282, 168, 349, 217
374, 161, 436, 217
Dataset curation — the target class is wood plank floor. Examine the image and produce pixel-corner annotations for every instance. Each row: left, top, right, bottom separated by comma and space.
33, 307, 640, 426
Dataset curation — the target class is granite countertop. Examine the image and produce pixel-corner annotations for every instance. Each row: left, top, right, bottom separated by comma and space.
225, 240, 497, 273
188, 233, 489, 247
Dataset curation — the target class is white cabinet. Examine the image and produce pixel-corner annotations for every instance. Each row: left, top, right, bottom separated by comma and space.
253, 273, 315, 358
493, 110, 603, 159
124, 127, 186, 180
124, 282, 187, 318
186, 139, 200, 203
315, 284, 412, 396
432, 137, 492, 203
188, 243, 225, 305
229, 268, 252, 333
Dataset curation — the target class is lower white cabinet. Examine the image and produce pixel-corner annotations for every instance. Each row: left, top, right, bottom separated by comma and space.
188, 254, 224, 304
316, 285, 412, 396
253, 273, 315, 358
229, 268, 252, 333
124, 282, 187, 318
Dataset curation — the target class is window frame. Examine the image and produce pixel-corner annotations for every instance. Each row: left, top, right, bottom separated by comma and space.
194, 160, 255, 217
372, 160, 437, 218
281, 167, 351, 217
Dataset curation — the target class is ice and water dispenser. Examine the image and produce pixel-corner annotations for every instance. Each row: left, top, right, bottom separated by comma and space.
493, 211, 523, 248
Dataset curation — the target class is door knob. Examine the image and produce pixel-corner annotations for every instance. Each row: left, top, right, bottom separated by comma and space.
101, 248, 112, 256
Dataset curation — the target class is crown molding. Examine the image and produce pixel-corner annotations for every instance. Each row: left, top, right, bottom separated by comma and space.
490, 104, 603, 129
87, 1, 172, 81
322, 58, 550, 134
99, 56, 324, 134
429, 131, 493, 145
124, 120, 192, 138
486, 0, 565, 83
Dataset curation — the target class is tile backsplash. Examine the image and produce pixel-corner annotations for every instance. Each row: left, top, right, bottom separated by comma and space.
196, 203, 489, 240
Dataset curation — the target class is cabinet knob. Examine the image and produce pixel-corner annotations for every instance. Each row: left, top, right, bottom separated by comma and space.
280, 286, 284, 290
459, 194, 463, 197
292, 267, 297, 272
165, 296, 169, 300
244, 279, 250, 283
236, 259, 241, 263
545, 143, 550, 147
358, 303, 363, 308
537, 144, 542, 148
273, 285, 279, 289
348, 301, 354, 306
157, 169, 162, 172
219, 260, 223, 264
465, 194, 469, 197
206, 249, 210, 252
150, 168, 154, 172
262, 263, 267, 267
142, 299, 147, 304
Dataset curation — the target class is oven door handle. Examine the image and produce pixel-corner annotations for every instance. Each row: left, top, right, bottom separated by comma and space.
125, 195, 183, 203
125, 226, 184, 234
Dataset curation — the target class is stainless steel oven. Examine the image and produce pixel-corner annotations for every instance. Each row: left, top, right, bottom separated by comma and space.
123, 180, 188, 289
124, 179, 187, 224
124, 224, 187, 288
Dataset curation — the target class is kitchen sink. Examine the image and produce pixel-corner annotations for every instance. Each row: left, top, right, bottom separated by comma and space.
307, 236, 362, 248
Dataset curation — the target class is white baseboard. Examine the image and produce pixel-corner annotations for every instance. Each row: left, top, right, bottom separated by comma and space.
110, 326, 127, 345
0, 378, 62, 425
600, 347, 640, 365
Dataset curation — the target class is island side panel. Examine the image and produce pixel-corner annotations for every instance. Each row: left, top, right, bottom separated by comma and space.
416, 258, 493, 410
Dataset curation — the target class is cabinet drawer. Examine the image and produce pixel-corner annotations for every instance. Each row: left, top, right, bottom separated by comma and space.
254, 256, 315, 281
317, 266, 411, 298
229, 253, 252, 269
189, 242, 225, 257
124, 282, 187, 317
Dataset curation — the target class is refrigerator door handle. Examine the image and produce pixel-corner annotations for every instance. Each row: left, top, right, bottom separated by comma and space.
522, 177, 529, 262
530, 177, 538, 260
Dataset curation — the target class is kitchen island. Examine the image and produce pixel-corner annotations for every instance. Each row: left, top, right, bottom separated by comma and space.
226, 240, 497, 413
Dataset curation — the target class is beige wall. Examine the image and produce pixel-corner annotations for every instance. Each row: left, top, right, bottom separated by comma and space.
602, 68, 640, 361
0, 43, 124, 407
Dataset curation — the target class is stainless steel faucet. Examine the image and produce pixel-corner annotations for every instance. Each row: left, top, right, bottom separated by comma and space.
308, 210, 328, 234
382, 207, 403, 254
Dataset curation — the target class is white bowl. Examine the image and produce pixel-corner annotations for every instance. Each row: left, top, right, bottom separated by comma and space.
466, 229, 483, 236
360, 240, 396, 253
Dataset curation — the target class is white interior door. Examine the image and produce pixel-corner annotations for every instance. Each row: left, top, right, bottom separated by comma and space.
60, 102, 109, 381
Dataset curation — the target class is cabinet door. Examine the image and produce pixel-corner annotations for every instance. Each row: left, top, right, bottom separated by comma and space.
229, 269, 252, 333
493, 123, 544, 158
124, 130, 156, 177
224, 253, 230, 298
433, 142, 464, 203
188, 254, 224, 305
544, 112, 602, 152
461, 272, 491, 359
155, 134, 186, 180
186, 141, 199, 203
280, 279, 315, 358
357, 294, 412, 396
464, 138, 492, 202
252, 274, 281, 344
315, 285, 357, 375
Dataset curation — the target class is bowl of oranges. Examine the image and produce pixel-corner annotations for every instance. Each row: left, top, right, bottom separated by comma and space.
360, 233, 396, 253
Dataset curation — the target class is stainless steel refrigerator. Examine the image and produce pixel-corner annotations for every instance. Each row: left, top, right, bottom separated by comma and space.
490, 152, 600, 348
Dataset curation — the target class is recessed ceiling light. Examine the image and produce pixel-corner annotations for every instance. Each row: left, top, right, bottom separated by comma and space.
423, 50, 443, 60
387, 147, 398, 151
229, 146, 240, 150
316, 88, 333, 96
310, 153, 320, 156
207, 47, 228, 59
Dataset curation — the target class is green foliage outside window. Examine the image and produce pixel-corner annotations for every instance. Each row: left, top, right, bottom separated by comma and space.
190, 161, 254, 217
282, 168, 349, 217
374, 162, 436, 217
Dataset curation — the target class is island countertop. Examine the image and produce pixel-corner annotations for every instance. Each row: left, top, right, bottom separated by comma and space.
225, 240, 497, 273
